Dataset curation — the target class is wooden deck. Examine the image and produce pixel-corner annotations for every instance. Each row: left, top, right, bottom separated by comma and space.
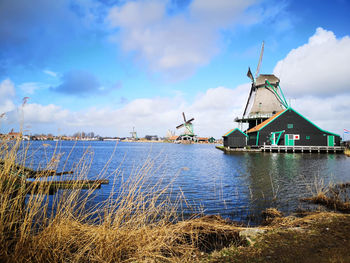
217, 145, 345, 154
261, 145, 345, 153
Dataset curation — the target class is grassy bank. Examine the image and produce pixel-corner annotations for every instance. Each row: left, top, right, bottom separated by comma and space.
1, 138, 350, 262
206, 212, 350, 263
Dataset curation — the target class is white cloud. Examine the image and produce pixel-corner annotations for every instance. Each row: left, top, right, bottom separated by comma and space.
274, 27, 350, 97
18, 82, 49, 94
65, 85, 249, 137
0, 78, 15, 97
23, 103, 69, 124
107, 0, 165, 29
10, 84, 248, 138
188, 84, 249, 136
190, 0, 254, 27
106, 0, 259, 79
273, 28, 350, 136
43, 70, 58, 78
0, 78, 16, 113
291, 95, 350, 136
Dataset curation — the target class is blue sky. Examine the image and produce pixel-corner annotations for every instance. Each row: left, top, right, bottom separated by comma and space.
1, 0, 350, 138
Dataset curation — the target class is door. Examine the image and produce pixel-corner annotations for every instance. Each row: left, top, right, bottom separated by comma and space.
327, 135, 334, 146
285, 134, 294, 146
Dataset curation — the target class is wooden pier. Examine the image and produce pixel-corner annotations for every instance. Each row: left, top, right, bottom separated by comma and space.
261, 145, 345, 153
217, 145, 345, 154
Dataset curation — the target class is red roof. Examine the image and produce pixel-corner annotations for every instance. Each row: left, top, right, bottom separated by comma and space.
247, 109, 286, 133
223, 129, 234, 137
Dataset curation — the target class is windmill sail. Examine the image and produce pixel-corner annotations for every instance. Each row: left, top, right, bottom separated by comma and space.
255, 41, 264, 78
176, 112, 195, 136
242, 87, 256, 118
235, 42, 288, 130
247, 67, 254, 82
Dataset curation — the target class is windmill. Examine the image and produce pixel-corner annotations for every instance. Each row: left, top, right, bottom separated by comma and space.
176, 112, 196, 142
130, 127, 137, 140
236, 41, 289, 130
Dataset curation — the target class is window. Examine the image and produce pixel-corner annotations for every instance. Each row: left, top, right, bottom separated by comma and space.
287, 124, 293, 129
288, 134, 294, 140
306, 136, 310, 140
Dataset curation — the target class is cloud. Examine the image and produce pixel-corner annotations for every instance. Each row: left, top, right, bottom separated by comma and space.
291, 95, 350, 136
9, 80, 349, 138
106, 0, 260, 79
274, 27, 350, 97
188, 84, 249, 136
51, 70, 102, 96
18, 82, 49, 95
189, 0, 254, 27
43, 70, 58, 78
6, 82, 248, 137
0, 78, 16, 113
272, 28, 350, 136
23, 103, 69, 124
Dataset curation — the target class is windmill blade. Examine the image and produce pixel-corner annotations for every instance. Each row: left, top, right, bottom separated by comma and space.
247, 67, 254, 82
182, 112, 187, 122
176, 124, 184, 129
242, 85, 255, 118
255, 41, 264, 79
186, 118, 194, 123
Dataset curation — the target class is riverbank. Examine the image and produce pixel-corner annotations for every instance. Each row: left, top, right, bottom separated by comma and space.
204, 211, 350, 263
2, 208, 349, 262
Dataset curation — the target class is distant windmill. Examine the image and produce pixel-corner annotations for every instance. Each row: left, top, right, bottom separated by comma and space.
236, 41, 289, 130
176, 112, 195, 141
130, 127, 137, 140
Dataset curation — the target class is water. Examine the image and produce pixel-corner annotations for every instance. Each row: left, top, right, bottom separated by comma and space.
21, 141, 350, 224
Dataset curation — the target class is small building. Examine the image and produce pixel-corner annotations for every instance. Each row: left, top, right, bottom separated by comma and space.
145, 135, 159, 141
246, 108, 341, 147
223, 128, 248, 148
208, 137, 216, 143
168, 135, 179, 142
197, 137, 208, 143
8, 129, 22, 140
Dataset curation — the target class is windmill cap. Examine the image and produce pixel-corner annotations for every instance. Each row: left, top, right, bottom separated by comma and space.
255, 74, 280, 86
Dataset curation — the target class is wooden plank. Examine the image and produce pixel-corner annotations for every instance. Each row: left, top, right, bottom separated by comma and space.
26, 179, 109, 195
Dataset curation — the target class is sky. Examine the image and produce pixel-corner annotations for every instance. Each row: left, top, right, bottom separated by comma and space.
1, 0, 350, 138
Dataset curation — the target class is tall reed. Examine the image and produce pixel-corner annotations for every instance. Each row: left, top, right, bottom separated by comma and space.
0, 137, 206, 262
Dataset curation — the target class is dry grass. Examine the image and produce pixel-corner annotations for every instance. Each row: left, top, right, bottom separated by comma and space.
345, 148, 350, 157
0, 137, 246, 262
206, 212, 350, 263
301, 175, 350, 213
